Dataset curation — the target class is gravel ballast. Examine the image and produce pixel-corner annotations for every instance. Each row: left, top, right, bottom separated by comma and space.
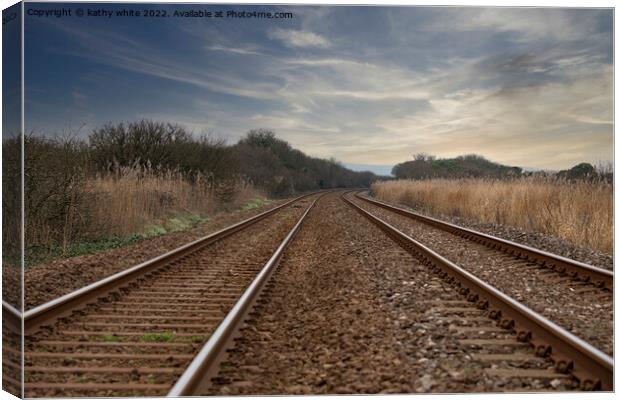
206, 192, 578, 395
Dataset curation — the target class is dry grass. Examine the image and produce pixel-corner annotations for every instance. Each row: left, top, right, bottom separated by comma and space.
23, 165, 265, 264
372, 177, 613, 253
82, 166, 263, 238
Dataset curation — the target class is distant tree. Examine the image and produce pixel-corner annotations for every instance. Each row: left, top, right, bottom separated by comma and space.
238, 129, 280, 147
570, 163, 595, 178
391, 153, 522, 180
234, 129, 377, 195
557, 163, 596, 180
169, 134, 234, 180
413, 152, 434, 161
89, 120, 191, 171
596, 161, 613, 184
509, 166, 523, 176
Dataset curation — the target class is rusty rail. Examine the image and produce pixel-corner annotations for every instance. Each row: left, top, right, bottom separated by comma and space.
344, 193, 613, 391
167, 193, 324, 396
356, 193, 613, 290
24, 192, 317, 333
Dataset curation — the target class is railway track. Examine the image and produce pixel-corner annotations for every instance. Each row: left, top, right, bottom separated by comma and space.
3, 189, 613, 395
343, 192, 613, 391
201, 191, 611, 394
16, 192, 321, 397
349, 193, 613, 356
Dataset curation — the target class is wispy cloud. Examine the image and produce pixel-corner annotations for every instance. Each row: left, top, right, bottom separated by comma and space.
268, 28, 331, 48
44, 21, 282, 101
417, 8, 610, 44
205, 45, 263, 56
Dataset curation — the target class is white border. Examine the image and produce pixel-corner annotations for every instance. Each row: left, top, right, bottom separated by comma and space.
0, 1, 615, 400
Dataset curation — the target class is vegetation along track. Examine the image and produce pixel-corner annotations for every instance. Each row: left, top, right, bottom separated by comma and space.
18, 192, 321, 397
202, 191, 605, 394
351, 193, 613, 356
345, 192, 612, 390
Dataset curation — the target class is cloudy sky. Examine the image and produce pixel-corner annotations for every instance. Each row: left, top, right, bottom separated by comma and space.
23, 4, 612, 174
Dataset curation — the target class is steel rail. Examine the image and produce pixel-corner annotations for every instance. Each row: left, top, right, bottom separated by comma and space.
343, 193, 613, 391
23, 192, 318, 333
167, 193, 324, 396
356, 192, 613, 290
2, 300, 22, 334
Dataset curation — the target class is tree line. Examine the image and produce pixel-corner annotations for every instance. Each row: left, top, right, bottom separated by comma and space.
3, 120, 380, 262
392, 153, 611, 182
87, 121, 379, 193
392, 153, 522, 180
11, 120, 378, 196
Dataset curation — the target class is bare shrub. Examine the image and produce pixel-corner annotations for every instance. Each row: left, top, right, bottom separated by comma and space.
2, 135, 22, 263
23, 134, 89, 254
89, 120, 235, 180
372, 177, 613, 253
89, 120, 191, 171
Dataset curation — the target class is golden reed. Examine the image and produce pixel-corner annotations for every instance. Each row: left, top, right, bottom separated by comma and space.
372, 177, 612, 253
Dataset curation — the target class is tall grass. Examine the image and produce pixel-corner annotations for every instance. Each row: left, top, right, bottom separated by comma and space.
372, 177, 613, 253
25, 164, 264, 262
82, 166, 261, 238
